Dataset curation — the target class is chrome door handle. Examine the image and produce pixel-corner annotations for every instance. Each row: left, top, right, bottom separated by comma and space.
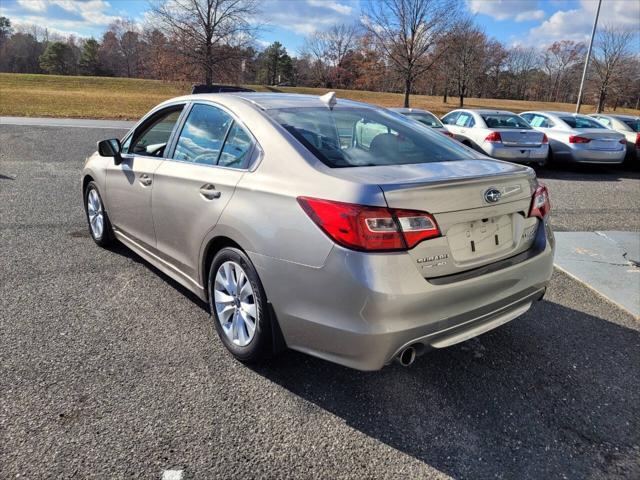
139, 174, 152, 186
199, 184, 221, 199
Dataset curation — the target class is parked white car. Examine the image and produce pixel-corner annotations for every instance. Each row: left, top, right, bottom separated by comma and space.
520, 111, 626, 165
588, 113, 639, 163
441, 109, 548, 166
390, 108, 455, 139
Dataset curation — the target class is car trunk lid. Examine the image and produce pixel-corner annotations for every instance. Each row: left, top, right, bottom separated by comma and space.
573, 129, 625, 150
496, 129, 544, 147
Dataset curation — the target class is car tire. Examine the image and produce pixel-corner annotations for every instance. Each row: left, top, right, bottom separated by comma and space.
84, 181, 115, 247
208, 247, 272, 363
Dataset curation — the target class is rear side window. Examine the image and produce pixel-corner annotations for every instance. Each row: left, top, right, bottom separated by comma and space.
481, 114, 530, 129
268, 107, 475, 168
561, 116, 605, 129
623, 119, 640, 132
173, 104, 233, 165
218, 123, 253, 168
405, 112, 442, 128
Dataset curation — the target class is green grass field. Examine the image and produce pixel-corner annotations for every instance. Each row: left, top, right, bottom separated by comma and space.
1, 73, 638, 120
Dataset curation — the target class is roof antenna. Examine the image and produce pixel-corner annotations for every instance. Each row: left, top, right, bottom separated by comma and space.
319, 91, 337, 110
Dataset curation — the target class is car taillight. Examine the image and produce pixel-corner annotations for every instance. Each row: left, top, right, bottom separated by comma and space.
569, 135, 591, 144
542, 133, 549, 144
297, 197, 440, 251
636, 133, 640, 148
485, 131, 502, 143
442, 131, 455, 138
529, 184, 551, 220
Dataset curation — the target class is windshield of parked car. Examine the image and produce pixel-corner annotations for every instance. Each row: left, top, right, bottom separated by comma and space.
268, 107, 475, 168
403, 112, 443, 128
481, 114, 531, 129
561, 116, 605, 129
622, 119, 640, 132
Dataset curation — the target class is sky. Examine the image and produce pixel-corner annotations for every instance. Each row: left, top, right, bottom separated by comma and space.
1, 0, 638, 54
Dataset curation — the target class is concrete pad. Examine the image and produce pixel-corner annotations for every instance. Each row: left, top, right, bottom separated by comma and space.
554, 231, 640, 318
0, 116, 134, 130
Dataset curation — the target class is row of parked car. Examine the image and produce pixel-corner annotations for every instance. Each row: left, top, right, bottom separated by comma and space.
391, 107, 640, 167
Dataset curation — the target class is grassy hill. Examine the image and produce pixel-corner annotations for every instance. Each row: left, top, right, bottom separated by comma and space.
1, 73, 638, 120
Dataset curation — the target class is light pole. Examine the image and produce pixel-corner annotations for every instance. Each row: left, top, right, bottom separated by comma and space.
576, 0, 602, 113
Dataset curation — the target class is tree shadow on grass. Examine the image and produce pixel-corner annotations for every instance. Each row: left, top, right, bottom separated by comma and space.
252, 300, 640, 479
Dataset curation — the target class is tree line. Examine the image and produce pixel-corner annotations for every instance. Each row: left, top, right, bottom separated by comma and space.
0, 0, 638, 112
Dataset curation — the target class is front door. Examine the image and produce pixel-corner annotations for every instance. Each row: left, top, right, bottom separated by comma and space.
152, 103, 254, 281
105, 105, 184, 250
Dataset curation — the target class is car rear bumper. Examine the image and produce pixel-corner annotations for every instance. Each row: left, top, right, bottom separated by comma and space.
250, 222, 555, 371
565, 146, 626, 164
483, 143, 548, 163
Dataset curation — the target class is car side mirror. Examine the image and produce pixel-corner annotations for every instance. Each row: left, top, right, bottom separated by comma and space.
98, 138, 123, 165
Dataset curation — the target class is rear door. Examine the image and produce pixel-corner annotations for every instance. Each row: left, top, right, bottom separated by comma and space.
151, 102, 256, 280
105, 105, 185, 249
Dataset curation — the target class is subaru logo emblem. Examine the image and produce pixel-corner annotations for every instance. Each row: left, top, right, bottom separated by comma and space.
484, 188, 501, 203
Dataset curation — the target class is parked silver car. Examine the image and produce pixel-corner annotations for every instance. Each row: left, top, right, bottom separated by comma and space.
589, 113, 639, 163
520, 111, 626, 164
82, 93, 554, 371
389, 107, 455, 138
441, 109, 548, 166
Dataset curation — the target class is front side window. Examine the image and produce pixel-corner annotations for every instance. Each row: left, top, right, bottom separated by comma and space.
561, 116, 605, 129
173, 104, 233, 165
481, 114, 531, 129
455, 113, 472, 127
268, 107, 476, 168
529, 115, 552, 128
129, 107, 183, 157
405, 112, 442, 128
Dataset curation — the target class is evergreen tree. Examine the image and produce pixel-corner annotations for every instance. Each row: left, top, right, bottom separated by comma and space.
39, 41, 75, 74
79, 38, 101, 75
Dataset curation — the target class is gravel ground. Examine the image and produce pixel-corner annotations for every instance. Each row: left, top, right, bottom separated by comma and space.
1, 124, 638, 479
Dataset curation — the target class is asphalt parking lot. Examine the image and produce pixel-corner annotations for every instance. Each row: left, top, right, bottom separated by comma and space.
1, 123, 639, 479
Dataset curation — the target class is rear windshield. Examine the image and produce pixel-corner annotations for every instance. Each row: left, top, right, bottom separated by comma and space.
623, 119, 640, 132
561, 116, 605, 129
481, 114, 530, 129
404, 112, 442, 128
268, 107, 475, 168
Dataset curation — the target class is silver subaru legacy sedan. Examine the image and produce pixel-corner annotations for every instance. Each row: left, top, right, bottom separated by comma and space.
82, 92, 554, 370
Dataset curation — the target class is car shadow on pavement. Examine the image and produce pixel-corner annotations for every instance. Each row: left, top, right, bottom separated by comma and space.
252, 300, 640, 479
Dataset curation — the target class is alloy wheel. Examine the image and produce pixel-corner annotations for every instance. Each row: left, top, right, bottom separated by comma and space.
87, 188, 104, 239
214, 261, 257, 347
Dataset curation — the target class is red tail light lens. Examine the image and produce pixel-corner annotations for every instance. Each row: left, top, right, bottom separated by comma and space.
542, 133, 549, 144
485, 131, 502, 143
528, 184, 551, 220
569, 135, 591, 144
297, 197, 440, 251
636, 133, 640, 148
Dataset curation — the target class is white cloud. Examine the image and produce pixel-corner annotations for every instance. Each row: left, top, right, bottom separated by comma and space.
17, 0, 47, 12
468, 0, 542, 21
307, 0, 353, 16
515, 9, 544, 22
528, 0, 640, 45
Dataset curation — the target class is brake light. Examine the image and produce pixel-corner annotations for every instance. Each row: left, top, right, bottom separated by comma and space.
485, 131, 502, 143
569, 135, 591, 144
297, 197, 440, 251
542, 133, 549, 144
529, 184, 551, 220
636, 133, 640, 148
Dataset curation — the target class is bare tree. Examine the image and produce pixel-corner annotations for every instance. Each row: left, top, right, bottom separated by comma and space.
149, 0, 260, 86
304, 24, 360, 68
446, 18, 488, 107
362, 0, 457, 107
505, 46, 539, 99
542, 41, 585, 102
591, 25, 634, 112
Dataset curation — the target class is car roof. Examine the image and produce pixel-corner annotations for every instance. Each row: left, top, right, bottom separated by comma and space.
591, 113, 639, 120
462, 109, 516, 115
389, 107, 436, 115
162, 92, 374, 111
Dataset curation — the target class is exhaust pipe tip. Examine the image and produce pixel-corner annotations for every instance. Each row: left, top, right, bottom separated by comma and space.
396, 346, 416, 367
